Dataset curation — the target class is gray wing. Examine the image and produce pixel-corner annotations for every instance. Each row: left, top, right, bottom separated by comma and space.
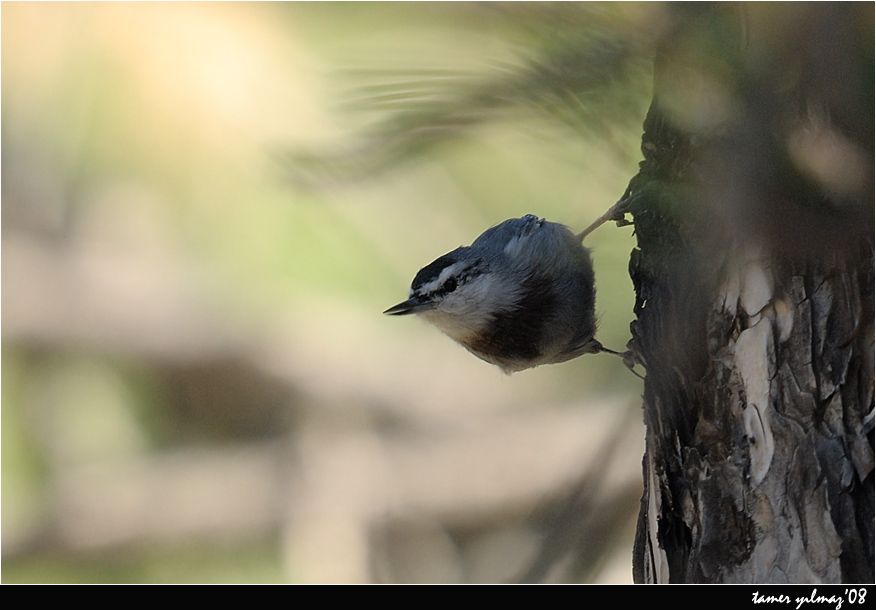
470, 214, 545, 255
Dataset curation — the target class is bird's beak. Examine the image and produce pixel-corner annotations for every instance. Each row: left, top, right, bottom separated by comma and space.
383, 297, 433, 316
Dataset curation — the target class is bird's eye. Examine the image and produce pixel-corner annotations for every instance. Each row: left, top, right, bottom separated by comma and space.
443, 278, 458, 293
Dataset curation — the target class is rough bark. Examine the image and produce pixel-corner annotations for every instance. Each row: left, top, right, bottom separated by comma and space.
627, 5, 874, 583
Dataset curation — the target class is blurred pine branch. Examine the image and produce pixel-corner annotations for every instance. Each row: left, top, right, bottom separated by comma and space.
282, 4, 663, 187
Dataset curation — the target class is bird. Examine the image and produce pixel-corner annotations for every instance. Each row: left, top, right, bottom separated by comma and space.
384, 208, 632, 374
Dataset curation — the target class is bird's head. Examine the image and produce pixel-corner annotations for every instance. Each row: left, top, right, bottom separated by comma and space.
384, 246, 519, 344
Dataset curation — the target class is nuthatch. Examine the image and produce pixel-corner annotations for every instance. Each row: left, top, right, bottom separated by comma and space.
384, 202, 635, 374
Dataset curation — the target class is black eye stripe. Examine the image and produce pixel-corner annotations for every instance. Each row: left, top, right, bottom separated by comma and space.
432, 277, 458, 298
414, 258, 484, 299
411, 247, 467, 292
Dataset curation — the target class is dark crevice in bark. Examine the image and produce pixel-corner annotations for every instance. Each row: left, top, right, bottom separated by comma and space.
627, 5, 873, 583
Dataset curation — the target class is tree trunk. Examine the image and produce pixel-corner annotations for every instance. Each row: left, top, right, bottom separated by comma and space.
627, 5, 874, 583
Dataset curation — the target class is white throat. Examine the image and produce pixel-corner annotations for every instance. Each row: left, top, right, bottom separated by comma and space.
418, 273, 521, 344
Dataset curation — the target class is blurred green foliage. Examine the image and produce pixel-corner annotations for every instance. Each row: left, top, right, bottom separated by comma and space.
2, 3, 650, 583
4, 537, 284, 584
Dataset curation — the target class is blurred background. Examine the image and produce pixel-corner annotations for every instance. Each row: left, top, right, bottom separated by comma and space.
2, 3, 653, 583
